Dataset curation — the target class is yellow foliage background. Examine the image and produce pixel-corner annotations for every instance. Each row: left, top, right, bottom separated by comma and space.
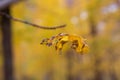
0, 0, 120, 80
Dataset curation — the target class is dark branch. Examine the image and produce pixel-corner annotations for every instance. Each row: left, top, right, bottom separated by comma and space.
0, 11, 66, 29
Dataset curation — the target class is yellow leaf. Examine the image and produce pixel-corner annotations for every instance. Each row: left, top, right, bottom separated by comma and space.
40, 33, 89, 54
82, 44, 89, 53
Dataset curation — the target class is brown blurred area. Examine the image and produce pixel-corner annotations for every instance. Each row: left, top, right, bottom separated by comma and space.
0, 0, 120, 80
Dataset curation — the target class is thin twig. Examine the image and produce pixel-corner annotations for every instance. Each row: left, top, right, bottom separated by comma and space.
0, 11, 66, 29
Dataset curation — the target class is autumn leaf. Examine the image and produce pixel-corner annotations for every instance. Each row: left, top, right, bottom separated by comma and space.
40, 33, 89, 54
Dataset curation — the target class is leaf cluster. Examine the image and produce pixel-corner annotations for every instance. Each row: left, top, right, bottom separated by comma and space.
40, 33, 89, 54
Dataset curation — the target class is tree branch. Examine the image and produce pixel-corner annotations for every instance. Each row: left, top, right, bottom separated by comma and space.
0, 11, 66, 29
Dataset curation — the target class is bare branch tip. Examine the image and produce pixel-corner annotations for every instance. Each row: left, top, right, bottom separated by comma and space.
0, 11, 67, 30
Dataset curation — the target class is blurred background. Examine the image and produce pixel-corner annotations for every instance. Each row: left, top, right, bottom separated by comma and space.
0, 0, 120, 80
